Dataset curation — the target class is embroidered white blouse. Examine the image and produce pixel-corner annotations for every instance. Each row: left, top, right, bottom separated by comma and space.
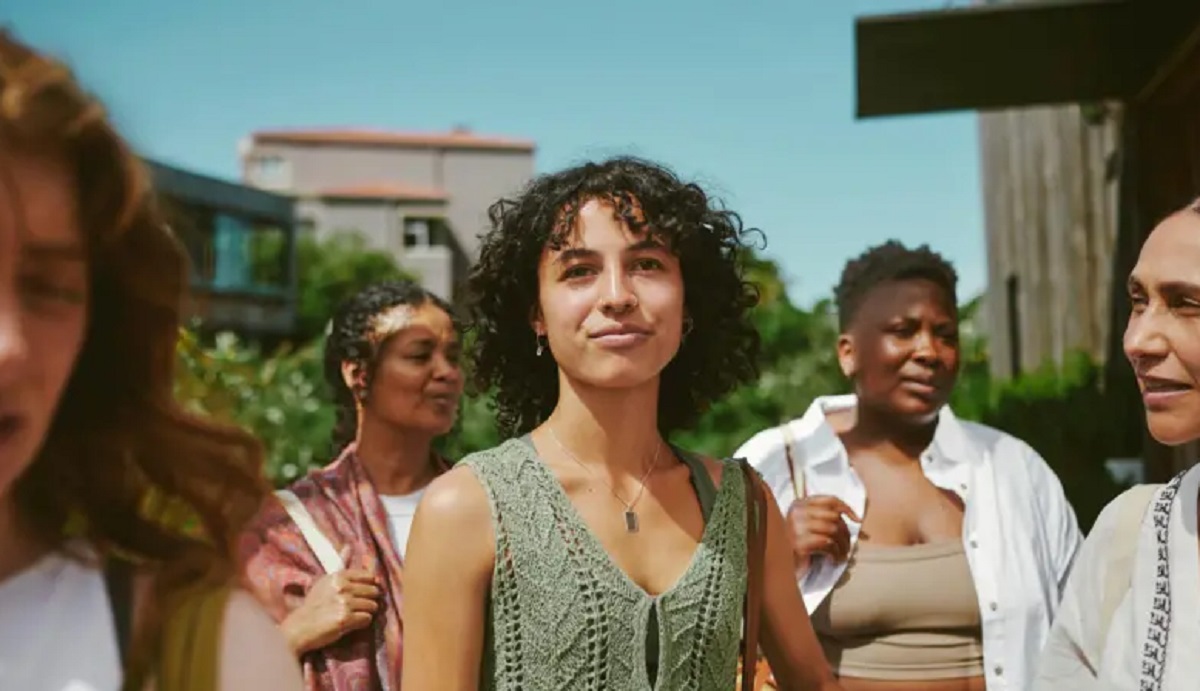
735, 394, 1083, 691
1034, 465, 1200, 690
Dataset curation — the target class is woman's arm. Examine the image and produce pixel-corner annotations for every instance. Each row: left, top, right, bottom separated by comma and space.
218, 591, 306, 690
756, 479, 844, 691
400, 466, 496, 690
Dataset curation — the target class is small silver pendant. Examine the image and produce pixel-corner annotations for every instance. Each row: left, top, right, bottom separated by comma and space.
625, 510, 639, 533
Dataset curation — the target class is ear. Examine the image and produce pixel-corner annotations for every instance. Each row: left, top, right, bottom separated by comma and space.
836, 333, 857, 380
341, 360, 365, 395
529, 305, 545, 337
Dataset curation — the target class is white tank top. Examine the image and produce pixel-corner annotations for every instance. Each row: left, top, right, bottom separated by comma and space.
0, 549, 122, 690
379, 488, 426, 559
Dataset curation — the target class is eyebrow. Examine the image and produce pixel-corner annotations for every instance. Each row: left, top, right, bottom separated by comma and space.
24, 241, 86, 262
552, 238, 668, 265
1127, 274, 1200, 294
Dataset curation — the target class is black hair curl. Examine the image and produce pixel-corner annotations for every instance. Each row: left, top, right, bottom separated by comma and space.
834, 240, 958, 331
323, 280, 458, 453
466, 156, 761, 437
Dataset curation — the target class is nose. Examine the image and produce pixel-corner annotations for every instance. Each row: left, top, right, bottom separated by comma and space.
911, 328, 938, 365
1124, 307, 1169, 368
0, 291, 29, 387
599, 266, 638, 314
432, 352, 462, 384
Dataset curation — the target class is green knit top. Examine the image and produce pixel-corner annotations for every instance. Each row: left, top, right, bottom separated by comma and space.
461, 437, 749, 691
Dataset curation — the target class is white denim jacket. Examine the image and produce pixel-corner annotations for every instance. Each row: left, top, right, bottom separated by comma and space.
734, 395, 1082, 690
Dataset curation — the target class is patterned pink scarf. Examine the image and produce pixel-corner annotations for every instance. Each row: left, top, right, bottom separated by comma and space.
239, 444, 446, 690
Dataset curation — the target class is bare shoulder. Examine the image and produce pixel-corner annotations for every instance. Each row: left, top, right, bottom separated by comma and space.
416, 464, 493, 530
218, 590, 304, 690
406, 464, 495, 592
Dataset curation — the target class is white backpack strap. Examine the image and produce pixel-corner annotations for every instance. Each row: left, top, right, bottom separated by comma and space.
1100, 483, 1161, 642
275, 490, 345, 573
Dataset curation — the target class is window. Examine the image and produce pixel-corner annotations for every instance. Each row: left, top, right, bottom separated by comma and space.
248, 155, 291, 190
403, 218, 432, 248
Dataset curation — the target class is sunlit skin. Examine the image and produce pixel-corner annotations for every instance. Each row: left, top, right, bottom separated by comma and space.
346, 302, 463, 452
0, 150, 88, 582
533, 200, 685, 393
1125, 210, 1200, 447
399, 198, 843, 690
837, 278, 960, 427
792, 277, 981, 691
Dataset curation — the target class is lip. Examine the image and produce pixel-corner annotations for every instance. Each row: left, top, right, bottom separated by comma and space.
589, 325, 652, 349
899, 377, 938, 396
1138, 375, 1193, 408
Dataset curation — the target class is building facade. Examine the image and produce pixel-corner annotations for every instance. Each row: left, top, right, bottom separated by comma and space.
149, 159, 299, 340
238, 127, 536, 299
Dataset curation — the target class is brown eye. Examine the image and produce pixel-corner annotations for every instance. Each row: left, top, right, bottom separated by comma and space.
21, 275, 85, 307
561, 265, 595, 280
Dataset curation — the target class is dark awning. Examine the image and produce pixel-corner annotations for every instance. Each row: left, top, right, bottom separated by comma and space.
855, 0, 1200, 118
146, 159, 295, 222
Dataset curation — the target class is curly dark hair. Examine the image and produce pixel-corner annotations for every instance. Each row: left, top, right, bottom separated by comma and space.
834, 240, 958, 330
323, 280, 458, 453
466, 156, 761, 437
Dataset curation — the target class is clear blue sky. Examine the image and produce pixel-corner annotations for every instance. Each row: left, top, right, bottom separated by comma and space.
8, 0, 984, 307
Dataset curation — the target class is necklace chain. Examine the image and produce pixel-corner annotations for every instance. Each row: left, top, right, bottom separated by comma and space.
546, 426, 662, 530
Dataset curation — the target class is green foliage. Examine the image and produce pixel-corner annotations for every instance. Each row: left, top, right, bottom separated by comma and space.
176, 329, 334, 487
294, 233, 415, 341
971, 352, 1131, 532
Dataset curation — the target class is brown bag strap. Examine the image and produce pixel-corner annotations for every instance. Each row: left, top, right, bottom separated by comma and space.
780, 423, 805, 500
739, 461, 768, 691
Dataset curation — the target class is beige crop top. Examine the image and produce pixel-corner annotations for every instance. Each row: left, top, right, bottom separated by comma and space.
810, 540, 985, 680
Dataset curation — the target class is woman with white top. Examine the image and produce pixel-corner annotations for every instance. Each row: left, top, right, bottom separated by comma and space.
0, 30, 303, 691
736, 240, 1082, 691
1035, 201, 1200, 690
240, 280, 464, 690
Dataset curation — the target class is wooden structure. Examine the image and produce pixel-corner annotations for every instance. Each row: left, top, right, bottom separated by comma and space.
148, 160, 299, 340
977, 105, 1119, 380
855, 0, 1200, 479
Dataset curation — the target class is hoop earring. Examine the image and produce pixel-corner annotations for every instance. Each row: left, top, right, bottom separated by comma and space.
536, 334, 548, 357
682, 316, 694, 339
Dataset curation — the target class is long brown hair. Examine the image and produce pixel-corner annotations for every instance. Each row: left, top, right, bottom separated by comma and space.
1, 31, 268, 601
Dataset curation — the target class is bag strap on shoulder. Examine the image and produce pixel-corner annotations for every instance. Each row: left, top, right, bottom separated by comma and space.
1100, 483, 1161, 643
739, 461, 768, 691
780, 423, 805, 500
275, 489, 345, 573
103, 557, 135, 666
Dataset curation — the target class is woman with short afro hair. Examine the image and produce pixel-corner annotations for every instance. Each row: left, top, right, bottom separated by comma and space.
736, 240, 1081, 690
401, 156, 843, 691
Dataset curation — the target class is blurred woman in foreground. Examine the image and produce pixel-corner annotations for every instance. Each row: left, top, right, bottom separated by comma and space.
0, 30, 301, 690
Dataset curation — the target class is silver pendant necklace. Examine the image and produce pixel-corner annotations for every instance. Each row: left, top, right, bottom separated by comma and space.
546, 425, 662, 533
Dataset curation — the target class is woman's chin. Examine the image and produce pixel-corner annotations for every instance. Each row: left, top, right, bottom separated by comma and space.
1146, 412, 1200, 447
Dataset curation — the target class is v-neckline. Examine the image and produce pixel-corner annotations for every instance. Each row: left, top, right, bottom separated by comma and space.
517, 437, 730, 600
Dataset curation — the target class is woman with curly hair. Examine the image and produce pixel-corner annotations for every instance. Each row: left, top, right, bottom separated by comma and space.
401, 157, 843, 690
240, 280, 464, 690
0, 31, 301, 690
